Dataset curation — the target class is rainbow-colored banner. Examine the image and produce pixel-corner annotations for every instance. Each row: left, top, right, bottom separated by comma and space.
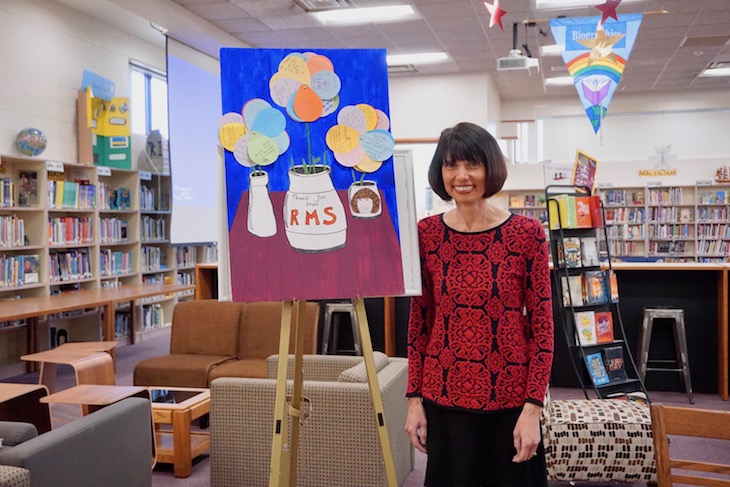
550, 13, 643, 133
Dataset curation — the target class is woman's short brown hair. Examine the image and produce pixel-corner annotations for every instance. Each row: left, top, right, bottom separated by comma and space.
428, 122, 507, 201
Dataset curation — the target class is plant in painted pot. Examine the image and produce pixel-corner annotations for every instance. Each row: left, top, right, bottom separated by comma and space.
268, 52, 349, 252
217, 98, 289, 238
325, 103, 395, 219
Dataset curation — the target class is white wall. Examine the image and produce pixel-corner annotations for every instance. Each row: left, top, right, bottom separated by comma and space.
0, 0, 165, 164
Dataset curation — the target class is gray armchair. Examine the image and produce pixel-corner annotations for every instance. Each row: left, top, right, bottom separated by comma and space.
0, 397, 153, 487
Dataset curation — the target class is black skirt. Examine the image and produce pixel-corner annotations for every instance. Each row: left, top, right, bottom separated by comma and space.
422, 402, 547, 487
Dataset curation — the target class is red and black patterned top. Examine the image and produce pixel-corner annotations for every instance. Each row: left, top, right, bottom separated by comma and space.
407, 212, 553, 412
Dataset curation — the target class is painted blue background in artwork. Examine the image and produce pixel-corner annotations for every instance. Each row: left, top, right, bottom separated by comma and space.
219, 48, 398, 239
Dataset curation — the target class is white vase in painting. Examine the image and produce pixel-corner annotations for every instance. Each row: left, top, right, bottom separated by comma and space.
348, 180, 382, 219
247, 171, 277, 238
283, 164, 347, 252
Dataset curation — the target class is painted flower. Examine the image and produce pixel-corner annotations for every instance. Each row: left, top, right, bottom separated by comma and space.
269, 52, 341, 123
325, 103, 395, 175
217, 98, 289, 169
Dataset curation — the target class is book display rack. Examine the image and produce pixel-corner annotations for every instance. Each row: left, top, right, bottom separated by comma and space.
547, 184, 649, 400
0, 154, 216, 377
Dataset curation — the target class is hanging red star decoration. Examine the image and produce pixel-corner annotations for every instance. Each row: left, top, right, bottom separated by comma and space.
595, 0, 622, 25
484, 0, 507, 30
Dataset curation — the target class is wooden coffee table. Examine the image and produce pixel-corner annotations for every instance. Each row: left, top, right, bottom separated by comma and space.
149, 387, 210, 478
41, 384, 149, 415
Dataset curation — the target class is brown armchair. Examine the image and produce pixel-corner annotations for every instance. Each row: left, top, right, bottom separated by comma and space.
133, 300, 244, 388
208, 301, 319, 381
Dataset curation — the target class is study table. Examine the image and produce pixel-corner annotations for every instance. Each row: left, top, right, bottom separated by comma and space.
0, 283, 195, 368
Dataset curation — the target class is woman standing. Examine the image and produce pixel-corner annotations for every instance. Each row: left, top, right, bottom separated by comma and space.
405, 122, 553, 486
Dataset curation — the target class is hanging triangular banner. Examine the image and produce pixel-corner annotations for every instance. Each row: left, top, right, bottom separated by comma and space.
549, 13, 643, 133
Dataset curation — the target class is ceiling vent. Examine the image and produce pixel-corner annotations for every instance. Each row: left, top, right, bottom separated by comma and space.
680, 35, 730, 48
707, 60, 730, 69
387, 64, 419, 75
292, 0, 353, 12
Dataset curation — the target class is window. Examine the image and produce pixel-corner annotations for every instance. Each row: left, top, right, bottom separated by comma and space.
130, 62, 168, 139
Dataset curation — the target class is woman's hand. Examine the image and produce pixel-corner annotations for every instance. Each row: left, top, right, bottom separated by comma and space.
512, 402, 542, 463
404, 397, 428, 454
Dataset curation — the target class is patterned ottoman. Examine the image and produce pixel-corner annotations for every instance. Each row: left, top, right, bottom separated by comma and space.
0, 466, 30, 487
541, 399, 656, 483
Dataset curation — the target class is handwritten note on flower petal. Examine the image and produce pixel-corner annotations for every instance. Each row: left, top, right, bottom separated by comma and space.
269, 75, 301, 108
375, 109, 390, 130
277, 54, 311, 86
271, 130, 290, 155
292, 85, 323, 122
355, 155, 383, 174
326, 125, 360, 153
333, 146, 365, 168
322, 95, 340, 117
356, 104, 378, 131
307, 54, 334, 75
218, 112, 243, 131
247, 132, 279, 166
242, 98, 271, 129
337, 105, 367, 133
219, 122, 247, 151
286, 97, 304, 123
310, 70, 341, 102
251, 107, 286, 138
359, 129, 395, 162
233, 133, 254, 167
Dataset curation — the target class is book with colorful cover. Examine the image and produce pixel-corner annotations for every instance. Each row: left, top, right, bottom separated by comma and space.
602, 346, 628, 383
561, 275, 584, 307
548, 194, 577, 229
585, 352, 610, 386
606, 270, 619, 303
588, 195, 604, 227
583, 270, 608, 305
22, 254, 40, 284
580, 237, 600, 266
575, 196, 593, 228
563, 237, 582, 268
575, 310, 597, 346
18, 171, 38, 207
595, 311, 614, 343
572, 150, 598, 190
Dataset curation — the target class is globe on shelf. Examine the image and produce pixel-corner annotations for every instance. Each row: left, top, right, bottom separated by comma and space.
15, 128, 47, 157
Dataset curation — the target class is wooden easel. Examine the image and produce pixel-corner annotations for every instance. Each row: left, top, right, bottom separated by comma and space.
268, 298, 398, 487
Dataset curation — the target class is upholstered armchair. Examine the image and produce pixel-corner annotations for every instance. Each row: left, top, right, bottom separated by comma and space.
134, 300, 244, 388
210, 353, 413, 487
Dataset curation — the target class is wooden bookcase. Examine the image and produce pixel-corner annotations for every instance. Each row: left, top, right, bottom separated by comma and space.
596, 184, 730, 262
0, 154, 215, 378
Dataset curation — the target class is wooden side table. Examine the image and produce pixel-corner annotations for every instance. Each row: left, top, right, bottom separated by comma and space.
0, 383, 52, 433
149, 387, 210, 478
20, 347, 115, 393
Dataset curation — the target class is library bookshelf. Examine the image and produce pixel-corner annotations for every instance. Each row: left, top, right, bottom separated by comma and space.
0, 154, 216, 378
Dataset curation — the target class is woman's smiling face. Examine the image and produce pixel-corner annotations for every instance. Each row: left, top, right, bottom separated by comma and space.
441, 157, 486, 205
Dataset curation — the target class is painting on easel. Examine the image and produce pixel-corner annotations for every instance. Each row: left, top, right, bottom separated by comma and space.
219, 48, 406, 302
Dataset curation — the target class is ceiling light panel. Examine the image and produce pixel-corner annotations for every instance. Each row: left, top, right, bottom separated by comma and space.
386, 52, 448, 66
311, 5, 417, 25
535, 0, 642, 10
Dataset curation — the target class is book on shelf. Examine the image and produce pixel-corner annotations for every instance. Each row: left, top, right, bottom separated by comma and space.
585, 352, 610, 386
679, 208, 692, 223
561, 275, 584, 306
548, 194, 577, 229
602, 346, 628, 383
606, 270, 619, 303
574, 196, 593, 228
509, 195, 524, 207
23, 254, 40, 284
580, 237, 600, 266
594, 311, 614, 343
525, 194, 536, 207
572, 150, 598, 190
575, 310, 597, 345
18, 171, 38, 207
583, 270, 608, 305
563, 237, 582, 268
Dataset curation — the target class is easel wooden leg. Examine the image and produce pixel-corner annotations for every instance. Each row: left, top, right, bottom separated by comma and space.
270, 301, 294, 487
288, 300, 306, 486
353, 297, 398, 487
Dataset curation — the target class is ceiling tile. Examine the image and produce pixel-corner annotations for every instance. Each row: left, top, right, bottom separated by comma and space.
414, 2, 480, 18
233, 0, 303, 16
258, 13, 321, 30
212, 17, 270, 33
186, 2, 250, 20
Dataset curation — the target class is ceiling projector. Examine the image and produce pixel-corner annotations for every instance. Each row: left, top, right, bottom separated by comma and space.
497, 49, 540, 71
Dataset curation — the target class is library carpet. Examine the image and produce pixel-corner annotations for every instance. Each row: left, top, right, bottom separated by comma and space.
5, 328, 729, 487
